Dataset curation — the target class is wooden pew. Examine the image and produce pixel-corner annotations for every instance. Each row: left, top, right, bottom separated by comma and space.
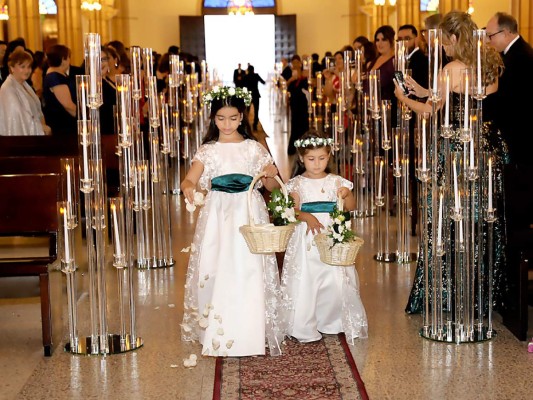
0, 135, 78, 356
0, 174, 60, 356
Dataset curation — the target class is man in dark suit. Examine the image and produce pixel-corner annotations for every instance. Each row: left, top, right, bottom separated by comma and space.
244, 65, 265, 131
397, 24, 428, 92
233, 63, 246, 88
397, 24, 429, 234
486, 12, 533, 340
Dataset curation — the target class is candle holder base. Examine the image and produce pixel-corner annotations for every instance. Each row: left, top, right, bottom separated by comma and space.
65, 334, 143, 355
374, 252, 397, 263
396, 252, 417, 264
420, 325, 495, 343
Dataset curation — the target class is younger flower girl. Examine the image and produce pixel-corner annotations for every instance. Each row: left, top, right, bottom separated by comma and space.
281, 131, 368, 344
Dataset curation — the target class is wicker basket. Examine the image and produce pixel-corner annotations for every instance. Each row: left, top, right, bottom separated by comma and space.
239, 173, 296, 254
313, 194, 364, 266
314, 234, 364, 266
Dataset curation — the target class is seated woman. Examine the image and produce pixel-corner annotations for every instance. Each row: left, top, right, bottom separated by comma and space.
0, 50, 51, 136
43, 44, 77, 136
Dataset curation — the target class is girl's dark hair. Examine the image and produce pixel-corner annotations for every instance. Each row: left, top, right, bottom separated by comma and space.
202, 95, 256, 144
292, 130, 333, 177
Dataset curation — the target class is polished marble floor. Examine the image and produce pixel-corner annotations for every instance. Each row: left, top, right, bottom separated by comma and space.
1, 90, 533, 400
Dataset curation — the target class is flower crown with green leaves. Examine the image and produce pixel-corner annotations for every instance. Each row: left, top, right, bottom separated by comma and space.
294, 137, 334, 148
202, 86, 252, 107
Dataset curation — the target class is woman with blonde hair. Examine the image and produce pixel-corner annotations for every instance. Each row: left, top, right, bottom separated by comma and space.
395, 11, 509, 315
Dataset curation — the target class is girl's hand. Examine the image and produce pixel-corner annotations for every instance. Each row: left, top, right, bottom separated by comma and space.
299, 212, 324, 235
262, 164, 278, 179
337, 186, 350, 199
181, 181, 196, 204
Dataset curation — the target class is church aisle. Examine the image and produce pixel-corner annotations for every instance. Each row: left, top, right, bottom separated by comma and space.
1, 89, 532, 399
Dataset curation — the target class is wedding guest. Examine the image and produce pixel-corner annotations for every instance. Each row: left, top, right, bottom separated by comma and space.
0, 51, 50, 136
0, 40, 6, 85
100, 47, 117, 135
31, 50, 46, 100
396, 11, 509, 315
280, 57, 292, 82
352, 36, 370, 52
486, 12, 533, 338
244, 65, 265, 131
286, 55, 309, 155
43, 44, 77, 136
397, 24, 428, 95
1, 38, 26, 88
233, 63, 246, 88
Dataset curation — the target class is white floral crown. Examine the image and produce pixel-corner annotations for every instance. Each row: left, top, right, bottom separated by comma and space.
202, 86, 252, 107
294, 137, 334, 148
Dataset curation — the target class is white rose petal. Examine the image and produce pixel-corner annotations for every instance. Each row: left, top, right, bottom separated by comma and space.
181, 324, 192, 333
168, 304, 175, 308
226, 340, 234, 349
204, 274, 209, 280
194, 192, 205, 205
203, 307, 209, 317
199, 281, 204, 288
186, 202, 197, 213
181, 246, 190, 253
212, 339, 220, 350
170, 364, 179, 368
199, 317, 209, 329
217, 327, 224, 335
189, 354, 197, 361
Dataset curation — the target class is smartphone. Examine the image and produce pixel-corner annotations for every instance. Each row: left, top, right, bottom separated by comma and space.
393, 71, 410, 96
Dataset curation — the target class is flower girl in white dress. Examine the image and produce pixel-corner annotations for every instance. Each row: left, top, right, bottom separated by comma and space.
281, 131, 368, 344
180, 87, 285, 357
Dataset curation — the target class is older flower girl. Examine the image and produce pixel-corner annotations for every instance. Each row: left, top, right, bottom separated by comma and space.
180, 86, 285, 357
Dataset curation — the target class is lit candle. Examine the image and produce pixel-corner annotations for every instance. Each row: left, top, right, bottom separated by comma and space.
82, 141, 89, 181
477, 39, 482, 94
363, 95, 368, 126
422, 118, 427, 170
111, 204, 122, 255
378, 160, 384, 198
464, 75, 469, 131
312, 102, 316, 118
373, 75, 379, 111
143, 165, 148, 202
333, 114, 338, 144
453, 157, 460, 212
66, 164, 72, 205
488, 157, 493, 210
470, 136, 475, 168
437, 191, 443, 246
63, 208, 70, 261
444, 73, 450, 126
433, 37, 439, 94
317, 72, 322, 98
353, 119, 357, 149
395, 133, 400, 171
383, 104, 388, 142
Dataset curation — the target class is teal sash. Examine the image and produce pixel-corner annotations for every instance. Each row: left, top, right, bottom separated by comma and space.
301, 201, 336, 214
211, 174, 253, 193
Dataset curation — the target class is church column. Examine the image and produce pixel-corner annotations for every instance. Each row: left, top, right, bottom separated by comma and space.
7, 0, 42, 51
511, 0, 532, 43
56, 0, 84, 65
396, 0, 421, 28
349, 0, 372, 42
439, 0, 469, 15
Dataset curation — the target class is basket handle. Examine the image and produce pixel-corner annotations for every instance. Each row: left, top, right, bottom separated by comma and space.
247, 172, 287, 227
336, 192, 344, 212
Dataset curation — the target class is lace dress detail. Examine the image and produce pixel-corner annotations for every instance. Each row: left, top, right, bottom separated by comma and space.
280, 174, 368, 344
181, 139, 285, 356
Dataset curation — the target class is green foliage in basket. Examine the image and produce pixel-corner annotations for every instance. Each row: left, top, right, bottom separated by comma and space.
267, 188, 297, 226
326, 207, 355, 246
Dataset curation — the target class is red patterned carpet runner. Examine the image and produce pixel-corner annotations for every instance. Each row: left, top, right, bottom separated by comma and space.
213, 333, 369, 400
